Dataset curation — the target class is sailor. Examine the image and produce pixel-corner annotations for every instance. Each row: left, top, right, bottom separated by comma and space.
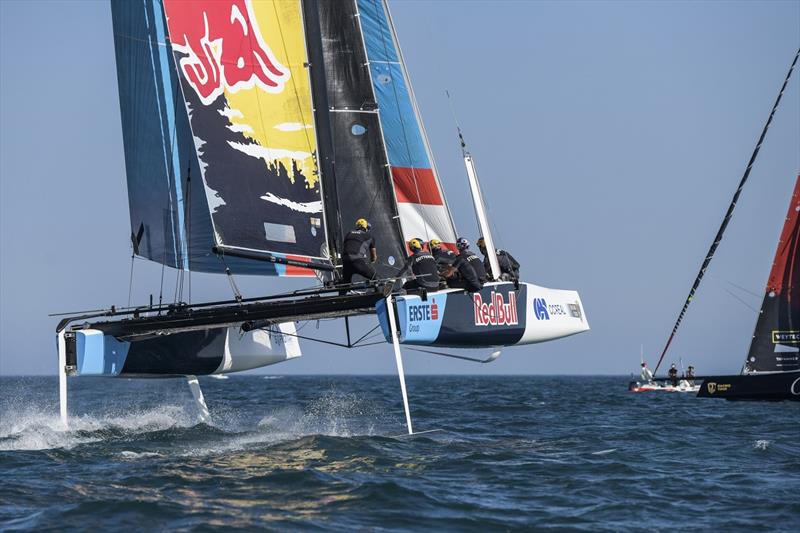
341, 218, 377, 284
640, 362, 654, 383
442, 238, 484, 292
477, 237, 520, 281
412, 237, 428, 252
456, 238, 488, 284
685, 365, 696, 383
429, 239, 456, 273
398, 239, 441, 291
668, 363, 679, 386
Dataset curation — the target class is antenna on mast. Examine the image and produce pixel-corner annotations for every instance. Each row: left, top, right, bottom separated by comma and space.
446, 90, 468, 154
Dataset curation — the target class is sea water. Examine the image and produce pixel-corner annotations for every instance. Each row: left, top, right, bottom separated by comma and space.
1, 376, 798, 531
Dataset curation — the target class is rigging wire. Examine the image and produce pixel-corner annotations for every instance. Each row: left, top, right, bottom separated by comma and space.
723, 287, 761, 314
127, 250, 136, 308
652, 47, 800, 376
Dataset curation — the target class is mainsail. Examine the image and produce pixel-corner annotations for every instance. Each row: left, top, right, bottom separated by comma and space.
162, 0, 330, 268
111, 0, 323, 276
746, 176, 800, 373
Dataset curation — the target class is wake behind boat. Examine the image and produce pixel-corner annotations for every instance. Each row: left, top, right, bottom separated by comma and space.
628, 381, 699, 394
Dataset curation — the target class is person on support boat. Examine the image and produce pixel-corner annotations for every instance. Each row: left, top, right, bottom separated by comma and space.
684, 365, 696, 384
668, 363, 679, 386
398, 239, 441, 291
341, 218, 377, 284
442, 238, 484, 292
429, 239, 456, 275
640, 362, 654, 383
477, 237, 520, 282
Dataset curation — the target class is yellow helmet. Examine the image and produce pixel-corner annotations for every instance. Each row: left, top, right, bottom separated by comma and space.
429, 239, 442, 249
355, 218, 370, 230
408, 238, 423, 251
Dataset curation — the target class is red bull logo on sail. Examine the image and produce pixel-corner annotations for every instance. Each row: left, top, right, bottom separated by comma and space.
473, 291, 518, 327
164, 0, 289, 105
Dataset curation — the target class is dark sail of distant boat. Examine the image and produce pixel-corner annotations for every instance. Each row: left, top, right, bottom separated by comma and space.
745, 177, 800, 374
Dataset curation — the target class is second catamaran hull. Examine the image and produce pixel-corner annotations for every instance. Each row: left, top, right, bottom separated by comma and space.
62, 324, 301, 378
697, 371, 800, 401
376, 282, 589, 347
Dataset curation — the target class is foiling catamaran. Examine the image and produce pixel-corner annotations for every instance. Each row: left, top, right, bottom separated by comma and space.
642, 48, 800, 401
54, 0, 590, 432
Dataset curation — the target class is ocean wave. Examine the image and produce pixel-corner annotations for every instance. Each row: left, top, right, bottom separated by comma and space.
0, 405, 200, 452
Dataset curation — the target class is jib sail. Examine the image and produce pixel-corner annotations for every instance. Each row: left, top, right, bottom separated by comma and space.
357, 0, 458, 250
302, 0, 407, 277
745, 175, 800, 373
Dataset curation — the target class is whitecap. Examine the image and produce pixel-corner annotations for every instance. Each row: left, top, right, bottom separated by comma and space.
118, 451, 163, 459
591, 448, 618, 456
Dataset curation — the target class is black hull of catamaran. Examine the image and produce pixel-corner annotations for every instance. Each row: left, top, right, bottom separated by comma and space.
697, 371, 800, 401
56, 291, 382, 378
59, 325, 304, 378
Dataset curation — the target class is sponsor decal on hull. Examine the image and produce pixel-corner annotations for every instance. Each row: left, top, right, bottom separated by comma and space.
408, 299, 440, 322
773, 330, 800, 344
533, 298, 549, 320
706, 382, 732, 394
473, 291, 518, 326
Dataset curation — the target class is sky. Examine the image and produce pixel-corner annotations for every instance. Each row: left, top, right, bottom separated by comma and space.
1, 0, 798, 376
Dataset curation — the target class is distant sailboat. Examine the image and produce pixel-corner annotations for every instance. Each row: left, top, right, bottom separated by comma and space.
648, 48, 800, 401
53, 0, 590, 431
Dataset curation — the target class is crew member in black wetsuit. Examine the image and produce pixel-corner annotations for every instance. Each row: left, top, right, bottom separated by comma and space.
668, 363, 679, 387
429, 239, 456, 275
341, 218, 377, 284
398, 239, 440, 291
457, 238, 487, 284
442, 238, 484, 292
477, 237, 520, 281
684, 365, 696, 385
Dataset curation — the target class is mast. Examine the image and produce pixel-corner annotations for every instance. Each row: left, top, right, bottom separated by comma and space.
447, 92, 501, 280
302, 0, 343, 268
653, 47, 800, 376
464, 152, 501, 281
